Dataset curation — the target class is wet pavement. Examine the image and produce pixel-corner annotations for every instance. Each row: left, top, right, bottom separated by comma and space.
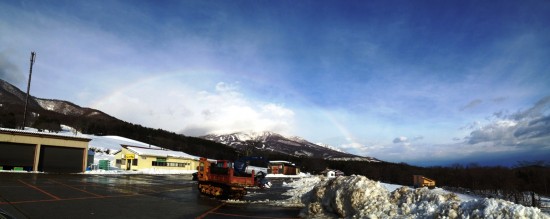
200, 203, 301, 219
0, 173, 301, 219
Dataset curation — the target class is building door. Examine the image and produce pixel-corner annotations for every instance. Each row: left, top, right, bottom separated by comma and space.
0, 142, 35, 171
38, 146, 84, 173
126, 159, 132, 170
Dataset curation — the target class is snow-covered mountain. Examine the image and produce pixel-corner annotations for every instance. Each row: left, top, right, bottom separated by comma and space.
36, 99, 88, 116
0, 79, 114, 120
201, 131, 380, 162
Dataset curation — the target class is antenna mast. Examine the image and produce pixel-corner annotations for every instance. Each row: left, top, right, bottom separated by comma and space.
22, 51, 36, 130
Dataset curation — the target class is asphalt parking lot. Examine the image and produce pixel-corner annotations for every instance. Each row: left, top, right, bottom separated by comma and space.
0, 173, 301, 219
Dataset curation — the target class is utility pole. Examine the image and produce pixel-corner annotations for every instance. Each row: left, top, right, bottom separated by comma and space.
22, 51, 36, 130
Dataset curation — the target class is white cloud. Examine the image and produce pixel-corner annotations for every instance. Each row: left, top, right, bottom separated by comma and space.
95, 81, 295, 137
351, 97, 550, 166
466, 96, 550, 148
339, 142, 367, 151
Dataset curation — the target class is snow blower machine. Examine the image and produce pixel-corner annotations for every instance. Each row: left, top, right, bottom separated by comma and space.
196, 157, 271, 199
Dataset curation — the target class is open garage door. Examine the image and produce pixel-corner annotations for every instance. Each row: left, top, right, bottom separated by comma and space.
0, 142, 35, 171
38, 146, 84, 173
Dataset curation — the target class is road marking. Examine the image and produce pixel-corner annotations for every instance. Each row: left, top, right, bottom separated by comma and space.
196, 203, 225, 219
211, 212, 300, 219
1, 194, 137, 204
49, 180, 104, 198
0, 188, 190, 205
17, 180, 60, 200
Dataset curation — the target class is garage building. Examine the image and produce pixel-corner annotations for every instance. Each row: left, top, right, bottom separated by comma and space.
0, 128, 91, 173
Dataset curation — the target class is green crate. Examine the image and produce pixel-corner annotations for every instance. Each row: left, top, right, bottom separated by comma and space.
98, 160, 110, 170
0, 166, 3, 170
14, 167, 24, 171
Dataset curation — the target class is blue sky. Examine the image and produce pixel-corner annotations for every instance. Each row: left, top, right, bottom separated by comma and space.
1, 0, 549, 166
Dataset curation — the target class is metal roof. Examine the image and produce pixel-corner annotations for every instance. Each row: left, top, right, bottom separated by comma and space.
0, 127, 91, 142
123, 145, 199, 160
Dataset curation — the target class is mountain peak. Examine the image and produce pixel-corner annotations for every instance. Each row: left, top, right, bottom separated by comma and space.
201, 131, 379, 161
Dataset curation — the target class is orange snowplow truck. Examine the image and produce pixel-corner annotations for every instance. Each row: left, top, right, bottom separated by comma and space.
413, 175, 436, 189
196, 157, 268, 199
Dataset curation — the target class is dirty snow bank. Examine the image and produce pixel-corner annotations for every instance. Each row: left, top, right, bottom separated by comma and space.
275, 175, 327, 207
294, 175, 548, 218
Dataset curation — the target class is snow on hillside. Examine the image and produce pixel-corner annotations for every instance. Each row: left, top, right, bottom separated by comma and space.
315, 142, 344, 152
274, 175, 549, 218
222, 131, 277, 142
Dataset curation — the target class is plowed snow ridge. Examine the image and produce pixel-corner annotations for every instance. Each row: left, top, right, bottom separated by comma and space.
278, 175, 549, 219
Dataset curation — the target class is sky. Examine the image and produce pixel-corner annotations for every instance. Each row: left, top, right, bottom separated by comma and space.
1, 0, 550, 167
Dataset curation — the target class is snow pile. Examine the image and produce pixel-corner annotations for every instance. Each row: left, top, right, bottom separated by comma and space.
390, 186, 460, 217
277, 175, 327, 207
301, 175, 396, 218
456, 198, 549, 219
295, 175, 549, 218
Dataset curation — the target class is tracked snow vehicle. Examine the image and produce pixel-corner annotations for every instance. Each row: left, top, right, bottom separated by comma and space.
196, 157, 270, 199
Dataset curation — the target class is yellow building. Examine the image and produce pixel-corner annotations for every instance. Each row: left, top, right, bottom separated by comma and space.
114, 145, 199, 172
0, 127, 91, 173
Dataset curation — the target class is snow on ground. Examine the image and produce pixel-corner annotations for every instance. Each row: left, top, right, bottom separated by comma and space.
266, 172, 311, 178
380, 182, 403, 194
273, 175, 549, 218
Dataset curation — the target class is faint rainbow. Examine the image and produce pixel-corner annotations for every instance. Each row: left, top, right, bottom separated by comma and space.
90, 72, 186, 110
273, 82, 362, 147
90, 72, 361, 147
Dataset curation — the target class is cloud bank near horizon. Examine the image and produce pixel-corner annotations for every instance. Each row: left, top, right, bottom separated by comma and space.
349, 96, 550, 166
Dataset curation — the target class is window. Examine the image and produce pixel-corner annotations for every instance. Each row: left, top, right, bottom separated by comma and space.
132, 159, 138, 166
152, 161, 166, 166
151, 161, 190, 168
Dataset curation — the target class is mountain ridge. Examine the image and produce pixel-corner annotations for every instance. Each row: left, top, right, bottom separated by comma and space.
0, 79, 115, 121
201, 131, 380, 162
